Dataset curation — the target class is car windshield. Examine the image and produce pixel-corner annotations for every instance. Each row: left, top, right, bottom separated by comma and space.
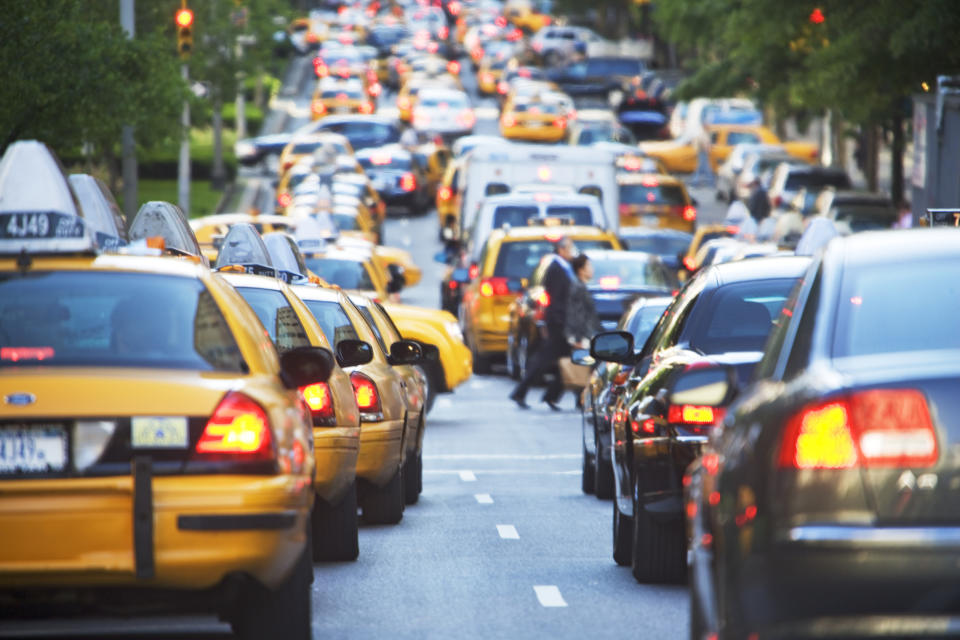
590, 256, 674, 289
305, 257, 375, 291
833, 260, 960, 360
320, 122, 400, 150
493, 239, 614, 279
303, 299, 361, 346
234, 287, 312, 353
0, 272, 245, 371
358, 154, 411, 170
688, 278, 796, 354
622, 233, 691, 256
620, 183, 687, 206
586, 59, 643, 76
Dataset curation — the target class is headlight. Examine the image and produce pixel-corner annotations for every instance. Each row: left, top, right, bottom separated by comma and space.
445, 320, 464, 344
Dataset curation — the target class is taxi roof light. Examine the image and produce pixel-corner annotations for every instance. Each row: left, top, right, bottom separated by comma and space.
215, 223, 278, 277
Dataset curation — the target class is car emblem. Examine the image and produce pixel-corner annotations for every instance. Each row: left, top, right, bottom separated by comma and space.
4, 392, 36, 406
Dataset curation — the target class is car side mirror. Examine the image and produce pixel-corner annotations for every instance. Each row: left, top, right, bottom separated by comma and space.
279, 346, 335, 389
388, 339, 422, 365
418, 342, 440, 363
386, 263, 406, 293
335, 339, 373, 368
667, 365, 737, 408
590, 331, 634, 364
571, 348, 595, 366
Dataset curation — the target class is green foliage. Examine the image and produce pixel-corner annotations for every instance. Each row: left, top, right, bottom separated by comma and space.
123, 179, 224, 218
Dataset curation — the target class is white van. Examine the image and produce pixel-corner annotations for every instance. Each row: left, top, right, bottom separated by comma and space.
459, 142, 619, 239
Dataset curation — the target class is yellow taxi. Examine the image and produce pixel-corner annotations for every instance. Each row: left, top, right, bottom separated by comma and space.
413, 140, 453, 200
505, 0, 552, 33
277, 132, 354, 178
678, 223, 737, 278
333, 172, 387, 227
460, 223, 622, 372
477, 54, 512, 95
617, 172, 697, 233
435, 155, 465, 239
500, 97, 569, 143
190, 212, 297, 264
215, 225, 368, 562
310, 77, 375, 120
707, 123, 819, 170
299, 245, 392, 302
348, 295, 427, 505
0, 141, 324, 636
294, 286, 420, 521
396, 74, 461, 123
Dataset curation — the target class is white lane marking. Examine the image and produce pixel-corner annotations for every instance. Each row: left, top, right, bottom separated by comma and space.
475, 493, 494, 504
496, 524, 519, 539
534, 586, 568, 608
459, 470, 477, 482
426, 453, 579, 460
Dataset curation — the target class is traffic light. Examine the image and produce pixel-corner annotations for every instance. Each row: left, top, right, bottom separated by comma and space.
809, 8, 825, 24
175, 6, 194, 59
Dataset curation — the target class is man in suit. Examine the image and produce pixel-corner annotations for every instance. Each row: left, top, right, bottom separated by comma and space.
509, 236, 576, 410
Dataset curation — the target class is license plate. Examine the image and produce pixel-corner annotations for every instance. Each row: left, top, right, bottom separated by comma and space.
131, 416, 188, 449
0, 425, 67, 473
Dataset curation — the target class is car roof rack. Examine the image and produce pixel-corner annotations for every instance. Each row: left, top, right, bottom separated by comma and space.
214, 223, 277, 277
128, 201, 207, 265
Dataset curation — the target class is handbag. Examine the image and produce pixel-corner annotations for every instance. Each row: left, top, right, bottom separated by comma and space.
558, 356, 590, 389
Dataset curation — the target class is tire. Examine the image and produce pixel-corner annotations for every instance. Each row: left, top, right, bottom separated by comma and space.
581, 443, 595, 494
594, 453, 614, 500
631, 475, 687, 583
362, 468, 404, 525
310, 482, 359, 562
231, 540, 312, 640
612, 496, 633, 567
403, 451, 422, 505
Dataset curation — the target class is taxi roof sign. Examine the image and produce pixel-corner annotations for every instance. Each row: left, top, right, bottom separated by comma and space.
129, 201, 207, 264
215, 223, 277, 277
295, 214, 339, 251
68, 174, 128, 251
263, 232, 310, 284
0, 140, 95, 255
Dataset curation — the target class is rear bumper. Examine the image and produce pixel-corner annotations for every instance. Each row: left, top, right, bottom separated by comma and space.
0, 474, 311, 591
501, 125, 566, 143
356, 418, 404, 487
313, 426, 360, 504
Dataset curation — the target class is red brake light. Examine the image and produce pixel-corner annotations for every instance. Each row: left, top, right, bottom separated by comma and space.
682, 256, 697, 271
1, 346, 54, 362
300, 382, 335, 423
682, 205, 697, 222
400, 172, 417, 192
536, 291, 550, 307
277, 192, 292, 208
778, 390, 938, 470
553, 117, 566, 129
398, 96, 411, 110
315, 63, 329, 78
369, 83, 382, 97
359, 102, 374, 114
502, 114, 517, 128
311, 101, 327, 116
668, 404, 723, 425
457, 109, 476, 128
641, 176, 660, 188
479, 277, 513, 297
623, 157, 642, 171
196, 392, 273, 459
481, 72, 494, 85
439, 26, 449, 39
497, 81, 509, 94
447, 60, 461, 74
619, 204, 632, 215
438, 185, 453, 201
468, 263, 479, 280
350, 372, 382, 419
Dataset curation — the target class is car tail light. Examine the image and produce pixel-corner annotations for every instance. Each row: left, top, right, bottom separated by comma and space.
778, 389, 938, 470
438, 185, 453, 202
457, 109, 476, 128
632, 418, 656, 434
623, 157, 642, 171
553, 117, 566, 129
311, 101, 327, 116
536, 291, 550, 307
196, 392, 273, 460
497, 81, 509, 94
400, 172, 417, 191
502, 114, 517, 127
449, 0, 461, 15
533, 42, 543, 52
428, 41, 439, 53
300, 382, 336, 425
315, 63, 329, 78
479, 277, 515, 297
439, 25, 449, 39
668, 404, 724, 425
468, 263, 479, 280
398, 96, 411, 110
613, 371, 630, 385
682, 256, 697, 271
447, 60, 461, 74
359, 102, 374, 114
481, 72, 494, 85
369, 83, 382, 97
350, 372, 383, 420
542, 15, 552, 25
682, 205, 697, 222
277, 192, 292, 208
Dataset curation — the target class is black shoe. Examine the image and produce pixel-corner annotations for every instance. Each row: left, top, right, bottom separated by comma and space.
544, 399, 562, 412
509, 390, 530, 410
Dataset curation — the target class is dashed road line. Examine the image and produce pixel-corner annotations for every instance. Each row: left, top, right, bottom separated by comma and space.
496, 524, 519, 539
426, 454, 579, 461
475, 493, 494, 504
534, 585, 568, 608
459, 470, 477, 482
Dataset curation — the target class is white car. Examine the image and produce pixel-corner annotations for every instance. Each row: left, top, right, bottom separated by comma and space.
411, 88, 475, 138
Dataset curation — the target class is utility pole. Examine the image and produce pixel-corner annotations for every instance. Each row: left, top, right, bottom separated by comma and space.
175, 3, 194, 215
120, 0, 137, 219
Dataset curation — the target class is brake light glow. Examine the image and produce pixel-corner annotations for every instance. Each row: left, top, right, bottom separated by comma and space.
479, 277, 514, 297
457, 109, 476, 128
196, 392, 273, 459
400, 172, 417, 191
370, 152, 392, 165
398, 96, 411, 110
481, 72, 494, 85
1, 346, 54, 362
300, 382, 335, 423
350, 372, 382, 419
439, 25, 449, 39
497, 81, 509, 94
468, 263, 479, 280
778, 389, 938, 469
359, 101, 374, 114
311, 101, 327, 116
668, 404, 723, 425
682, 205, 697, 222
502, 114, 517, 128
447, 60, 461, 74
315, 62, 329, 77
537, 291, 550, 307
598, 276, 620, 290
369, 83, 382, 97
623, 157, 643, 171
641, 176, 660, 187
438, 185, 453, 201
682, 256, 697, 271
553, 117, 566, 129
278, 192, 292, 208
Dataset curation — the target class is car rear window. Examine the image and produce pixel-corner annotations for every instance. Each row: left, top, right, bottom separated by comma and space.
493, 239, 614, 279
321, 88, 364, 99
303, 299, 361, 346
586, 59, 643, 76
545, 206, 593, 225
619, 183, 687, 206
833, 260, 960, 359
622, 234, 691, 256
304, 257, 375, 291
358, 154, 411, 171
492, 206, 539, 227
235, 288, 312, 353
784, 171, 851, 191
320, 122, 400, 150
0, 272, 246, 371
688, 279, 796, 354
591, 256, 675, 289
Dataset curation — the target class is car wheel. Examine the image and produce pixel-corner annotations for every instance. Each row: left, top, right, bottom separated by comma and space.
310, 481, 359, 562
581, 440, 595, 494
612, 496, 633, 566
231, 538, 312, 640
631, 474, 686, 583
362, 467, 404, 525
594, 449, 614, 500
403, 450, 422, 505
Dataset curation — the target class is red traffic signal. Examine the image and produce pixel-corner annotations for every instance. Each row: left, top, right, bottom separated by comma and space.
175, 8, 194, 28
809, 8, 825, 24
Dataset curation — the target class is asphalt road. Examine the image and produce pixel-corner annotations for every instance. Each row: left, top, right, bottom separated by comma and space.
1, 52, 728, 640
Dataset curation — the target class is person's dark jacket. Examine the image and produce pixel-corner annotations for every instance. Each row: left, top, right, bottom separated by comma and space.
747, 184, 771, 221
565, 279, 601, 344
542, 256, 572, 335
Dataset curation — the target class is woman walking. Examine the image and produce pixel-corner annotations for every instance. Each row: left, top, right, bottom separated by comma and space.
564, 254, 602, 409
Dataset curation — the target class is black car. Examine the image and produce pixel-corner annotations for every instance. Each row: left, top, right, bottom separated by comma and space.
685, 229, 960, 639
617, 228, 692, 275
355, 145, 431, 215
591, 256, 809, 583
308, 114, 402, 151
546, 57, 646, 99
582, 295, 672, 499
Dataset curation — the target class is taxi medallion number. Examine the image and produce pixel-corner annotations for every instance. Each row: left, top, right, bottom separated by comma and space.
131, 416, 188, 449
0, 425, 67, 473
